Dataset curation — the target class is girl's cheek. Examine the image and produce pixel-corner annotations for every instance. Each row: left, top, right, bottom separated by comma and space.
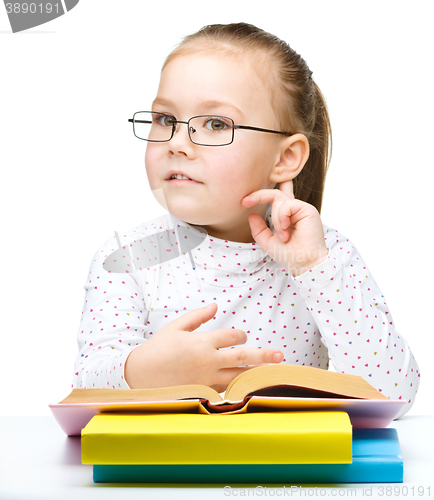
145, 147, 160, 178
210, 149, 244, 177
144, 145, 154, 167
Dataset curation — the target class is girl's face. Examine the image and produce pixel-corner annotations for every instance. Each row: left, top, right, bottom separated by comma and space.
145, 51, 285, 243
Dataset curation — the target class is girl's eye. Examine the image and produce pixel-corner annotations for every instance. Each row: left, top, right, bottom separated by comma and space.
155, 114, 175, 127
205, 118, 229, 132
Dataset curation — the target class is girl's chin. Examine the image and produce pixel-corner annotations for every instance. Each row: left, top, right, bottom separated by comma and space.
167, 208, 204, 225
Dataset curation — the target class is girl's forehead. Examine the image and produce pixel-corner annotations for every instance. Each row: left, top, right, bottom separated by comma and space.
161, 51, 257, 80
158, 51, 273, 108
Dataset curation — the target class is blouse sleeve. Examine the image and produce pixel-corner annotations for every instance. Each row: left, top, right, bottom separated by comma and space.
72, 233, 147, 389
292, 226, 420, 418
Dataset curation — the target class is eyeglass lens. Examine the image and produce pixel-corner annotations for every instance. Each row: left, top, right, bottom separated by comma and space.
133, 112, 234, 146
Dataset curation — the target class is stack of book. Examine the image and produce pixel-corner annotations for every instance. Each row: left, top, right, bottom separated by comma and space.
50, 364, 405, 484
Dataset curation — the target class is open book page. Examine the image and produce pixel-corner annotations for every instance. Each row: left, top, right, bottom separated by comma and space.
58, 364, 388, 407
59, 385, 224, 405
225, 364, 389, 401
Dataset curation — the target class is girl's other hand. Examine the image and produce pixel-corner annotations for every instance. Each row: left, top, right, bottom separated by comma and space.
124, 302, 283, 392
241, 180, 329, 277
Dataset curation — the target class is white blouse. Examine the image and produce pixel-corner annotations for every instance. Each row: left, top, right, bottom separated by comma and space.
73, 204, 420, 418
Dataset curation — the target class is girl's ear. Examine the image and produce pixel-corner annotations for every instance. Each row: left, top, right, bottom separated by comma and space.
269, 133, 310, 183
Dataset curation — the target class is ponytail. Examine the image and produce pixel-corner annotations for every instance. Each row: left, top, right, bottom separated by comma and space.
290, 82, 332, 213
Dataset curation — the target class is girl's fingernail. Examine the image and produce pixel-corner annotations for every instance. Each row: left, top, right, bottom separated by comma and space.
273, 353, 282, 363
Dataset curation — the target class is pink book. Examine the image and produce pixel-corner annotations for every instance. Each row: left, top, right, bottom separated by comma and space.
49, 397, 406, 436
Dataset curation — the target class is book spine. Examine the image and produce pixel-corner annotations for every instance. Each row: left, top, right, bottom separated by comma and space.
93, 460, 403, 484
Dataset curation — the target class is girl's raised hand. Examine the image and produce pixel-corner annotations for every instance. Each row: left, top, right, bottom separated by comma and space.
241, 180, 329, 277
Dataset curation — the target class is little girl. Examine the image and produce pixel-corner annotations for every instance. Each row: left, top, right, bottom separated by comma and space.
73, 23, 420, 417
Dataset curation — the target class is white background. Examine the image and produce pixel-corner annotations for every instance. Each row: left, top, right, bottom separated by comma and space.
0, 1, 432, 416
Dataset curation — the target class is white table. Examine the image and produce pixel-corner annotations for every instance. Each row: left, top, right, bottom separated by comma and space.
0, 415, 433, 500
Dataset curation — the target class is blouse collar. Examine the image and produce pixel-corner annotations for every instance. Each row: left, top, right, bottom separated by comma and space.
171, 203, 280, 287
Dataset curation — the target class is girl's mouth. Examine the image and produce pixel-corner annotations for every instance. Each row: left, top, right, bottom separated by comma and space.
168, 179, 202, 185
168, 174, 202, 184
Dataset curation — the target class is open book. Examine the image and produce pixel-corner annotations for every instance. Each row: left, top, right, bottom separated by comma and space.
49, 364, 406, 435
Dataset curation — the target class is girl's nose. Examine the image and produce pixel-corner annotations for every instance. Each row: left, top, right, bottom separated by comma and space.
167, 123, 195, 157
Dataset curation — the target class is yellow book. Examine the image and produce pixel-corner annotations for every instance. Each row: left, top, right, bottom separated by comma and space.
81, 411, 352, 465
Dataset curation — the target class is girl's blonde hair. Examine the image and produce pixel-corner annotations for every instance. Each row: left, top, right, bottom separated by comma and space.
162, 23, 332, 213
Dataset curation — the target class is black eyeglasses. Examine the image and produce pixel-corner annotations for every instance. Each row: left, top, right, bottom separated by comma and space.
128, 111, 293, 146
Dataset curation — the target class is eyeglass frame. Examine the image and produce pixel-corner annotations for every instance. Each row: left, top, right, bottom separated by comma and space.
128, 111, 294, 147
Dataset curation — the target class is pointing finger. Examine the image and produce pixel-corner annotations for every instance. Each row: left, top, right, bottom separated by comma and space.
241, 188, 287, 208
219, 347, 284, 368
278, 179, 295, 200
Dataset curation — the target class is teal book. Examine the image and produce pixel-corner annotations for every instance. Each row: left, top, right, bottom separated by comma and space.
92, 428, 403, 483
